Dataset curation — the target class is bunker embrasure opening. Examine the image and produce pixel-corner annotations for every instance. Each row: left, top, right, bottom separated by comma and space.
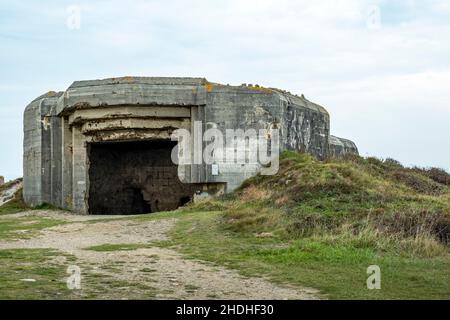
87, 140, 196, 215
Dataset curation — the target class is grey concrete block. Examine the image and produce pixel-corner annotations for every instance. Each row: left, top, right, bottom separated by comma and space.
23, 77, 358, 213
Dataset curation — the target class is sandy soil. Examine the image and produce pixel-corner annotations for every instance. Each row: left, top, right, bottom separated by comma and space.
0, 210, 320, 300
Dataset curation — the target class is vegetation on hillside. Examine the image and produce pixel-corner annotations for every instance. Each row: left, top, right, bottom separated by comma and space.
191, 151, 450, 258
1, 151, 449, 299
168, 151, 450, 299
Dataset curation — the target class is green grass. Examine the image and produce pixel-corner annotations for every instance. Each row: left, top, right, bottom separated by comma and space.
161, 210, 450, 300
154, 151, 450, 299
0, 248, 160, 300
1, 151, 449, 299
79, 269, 158, 299
0, 216, 66, 240
0, 248, 77, 300
208, 152, 450, 254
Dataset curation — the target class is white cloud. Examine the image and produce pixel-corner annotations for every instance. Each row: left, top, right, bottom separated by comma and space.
432, 0, 450, 13
0, 0, 450, 179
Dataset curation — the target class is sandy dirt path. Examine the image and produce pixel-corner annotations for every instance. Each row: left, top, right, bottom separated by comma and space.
0, 210, 320, 300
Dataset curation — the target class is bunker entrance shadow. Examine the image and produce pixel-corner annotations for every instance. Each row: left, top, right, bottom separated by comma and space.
87, 140, 195, 215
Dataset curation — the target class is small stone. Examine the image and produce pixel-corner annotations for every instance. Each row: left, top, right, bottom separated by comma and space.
255, 232, 274, 238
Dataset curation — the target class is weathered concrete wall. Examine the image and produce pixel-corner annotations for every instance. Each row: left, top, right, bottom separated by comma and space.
23, 95, 43, 207
50, 108, 62, 207
280, 93, 330, 159
204, 85, 281, 190
23, 77, 358, 214
23, 91, 63, 207
329, 135, 359, 158
202, 84, 330, 191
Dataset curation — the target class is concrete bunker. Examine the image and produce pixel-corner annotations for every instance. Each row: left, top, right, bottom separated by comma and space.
88, 140, 196, 215
23, 77, 358, 215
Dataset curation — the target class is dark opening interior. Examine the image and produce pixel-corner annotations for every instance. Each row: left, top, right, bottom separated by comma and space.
88, 140, 198, 215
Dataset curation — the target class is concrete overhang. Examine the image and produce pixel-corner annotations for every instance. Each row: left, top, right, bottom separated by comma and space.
56, 77, 209, 116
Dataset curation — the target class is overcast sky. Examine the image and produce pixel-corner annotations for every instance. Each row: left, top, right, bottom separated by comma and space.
1, 0, 449, 180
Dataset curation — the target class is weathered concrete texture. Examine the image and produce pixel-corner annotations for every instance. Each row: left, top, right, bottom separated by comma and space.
23, 77, 358, 214
23, 91, 63, 207
329, 135, 359, 158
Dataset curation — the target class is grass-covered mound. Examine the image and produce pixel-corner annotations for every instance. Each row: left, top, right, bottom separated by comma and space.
170, 152, 449, 299
193, 151, 450, 258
